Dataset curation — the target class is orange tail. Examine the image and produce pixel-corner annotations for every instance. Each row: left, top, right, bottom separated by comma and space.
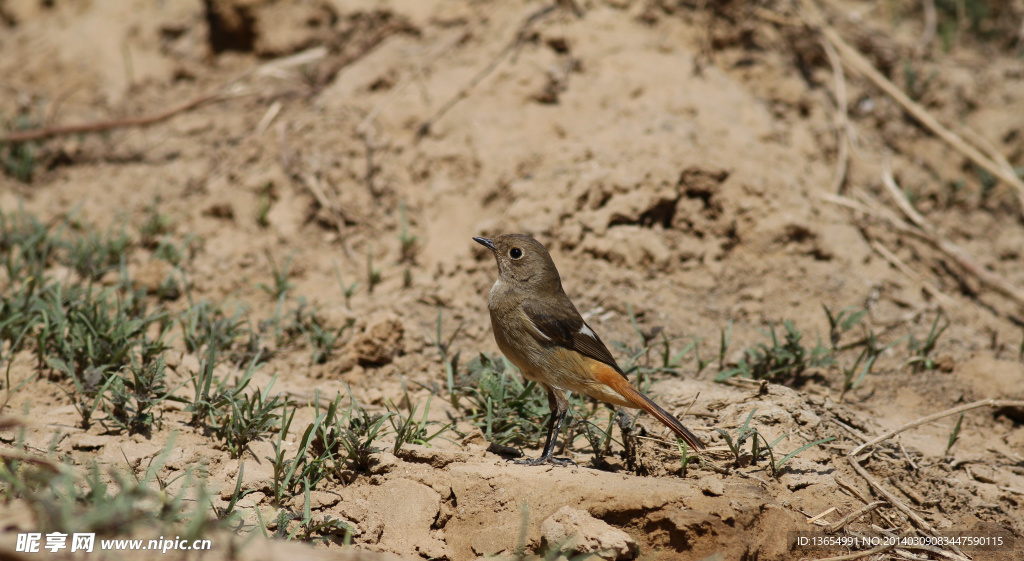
604, 374, 705, 451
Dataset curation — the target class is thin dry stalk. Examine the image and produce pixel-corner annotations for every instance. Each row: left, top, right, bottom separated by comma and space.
821, 190, 1024, 309
2, 91, 228, 143
298, 158, 354, 260
898, 543, 971, 561
898, 441, 920, 472
820, 36, 853, 193
254, 101, 283, 137
850, 398, 1024, 456
834, 475, 872, 504
880, 158, 928, 230
824, 501, 886, 533
2, 47, 329, 144
806, 506, 837, 525
889, 477, 928, 506
917, 0, 937, 54
869, 239, 957, 310
806, 541, 895, 561
841, 398, 1024, 560
798, 0, 1024, 205
847, 457, 970, 561
416, 4, 561, 137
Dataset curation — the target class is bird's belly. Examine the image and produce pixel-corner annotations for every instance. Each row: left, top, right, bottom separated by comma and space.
495, 334, 633, 408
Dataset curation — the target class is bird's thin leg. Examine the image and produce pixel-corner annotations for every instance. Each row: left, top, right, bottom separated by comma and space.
516, 386, 575, 466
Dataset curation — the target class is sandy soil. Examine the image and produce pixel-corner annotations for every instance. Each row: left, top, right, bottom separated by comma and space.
1, 0, 1023, 559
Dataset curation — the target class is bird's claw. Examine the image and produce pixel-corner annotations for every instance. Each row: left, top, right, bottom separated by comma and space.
513, 455, 577, 467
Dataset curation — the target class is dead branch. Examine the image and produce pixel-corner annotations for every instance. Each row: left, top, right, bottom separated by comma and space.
798, 0, 1024, 206
821, 190, 1024, 309
851, 398, 1024, 456
2, 91, 227, 143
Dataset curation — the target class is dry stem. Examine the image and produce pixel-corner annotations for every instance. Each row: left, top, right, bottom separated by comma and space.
798, 0, 1024, 205
851, 398, 1024, 456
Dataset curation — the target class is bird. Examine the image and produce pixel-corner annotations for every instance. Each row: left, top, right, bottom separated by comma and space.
473, 233, 705, 465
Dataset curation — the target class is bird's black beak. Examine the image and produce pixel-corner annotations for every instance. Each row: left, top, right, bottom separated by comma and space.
473, 237, 496, 251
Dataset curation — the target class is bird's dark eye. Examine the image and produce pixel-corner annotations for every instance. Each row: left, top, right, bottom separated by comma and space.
509, 247, 523, 259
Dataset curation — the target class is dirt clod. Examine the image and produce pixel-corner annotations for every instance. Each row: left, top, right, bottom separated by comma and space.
540, 506, 638, 561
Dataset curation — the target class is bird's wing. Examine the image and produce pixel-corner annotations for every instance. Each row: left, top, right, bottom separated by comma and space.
521, 299, 628, 380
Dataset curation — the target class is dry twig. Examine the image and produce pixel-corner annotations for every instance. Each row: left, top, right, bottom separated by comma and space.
850, 398, 1024, 456
416, 4, 561, 138
821, 190, 1024, 309
820, 36, 854, 194
805, 541, 895, 561
868, 239, 957, 310
2, 91, 228, 143
798, 0, 1024, 206
847, 458, 970, 560
1, 47, 332, 145
824, 501, 886, 533
841, 399, 1024, 560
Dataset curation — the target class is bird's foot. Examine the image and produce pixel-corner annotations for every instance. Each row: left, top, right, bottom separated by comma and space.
513, 455, 577, 467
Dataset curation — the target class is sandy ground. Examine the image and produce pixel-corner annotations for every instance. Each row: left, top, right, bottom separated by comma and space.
1, 0, 1023, 559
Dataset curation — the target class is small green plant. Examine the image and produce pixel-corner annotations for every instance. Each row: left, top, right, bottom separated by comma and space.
259, 251, 294, 301
839, 328, 892, 400
65, 223, 132, 281
715, 408, 760, 468
945, 413, 964, 456
337, 401, 392, 472
397, 199, 418, 264
677, 440, 702, 478
716, 320, 834, 384
152, 234, 198, 267
179, 299, 257, 366
267, 392, 392, 505
213, 376, 284, 458
717, 320, 733, 372
256, 182, 274, 228
764, 435, 835, 478
450, 352, 609, 457
453, 353, 550, 447
267, 401, 302, 505
366, 247, 382, 294
615, 304, 692, 392
332, 261, 359, 309
2, 112, 41, 182
35, 284, 170, 429
571, 411, 617, 463
216, 462, 259, 526
0, 203, 62, 280
385, 393, 453, 454
138, 197, 173, 249
432, 307, 464, 408
824, 305, 868, 350
714, 408, 834, 478
285, 484, 352, 542
186, 342, 265, 430
907, 312, 949, 372
277, 298, 351, 364
108, 355, 186, 435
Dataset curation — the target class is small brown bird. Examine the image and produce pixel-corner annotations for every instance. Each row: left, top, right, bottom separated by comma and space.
474, 233, 705, 465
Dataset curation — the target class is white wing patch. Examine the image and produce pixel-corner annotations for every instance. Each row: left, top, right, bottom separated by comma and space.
527, 316, 552, 341
579, 323, 598, 341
